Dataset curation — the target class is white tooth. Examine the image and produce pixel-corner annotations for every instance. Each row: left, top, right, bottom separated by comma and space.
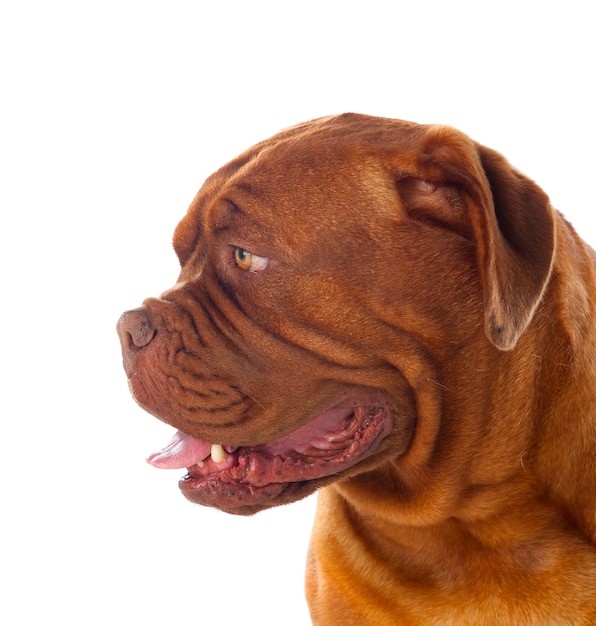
211, 443, 228, 463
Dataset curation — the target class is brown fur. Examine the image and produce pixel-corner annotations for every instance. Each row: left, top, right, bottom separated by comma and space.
118, 114, 596, 624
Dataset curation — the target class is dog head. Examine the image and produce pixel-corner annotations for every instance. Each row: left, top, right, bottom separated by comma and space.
117, 113, 555, 515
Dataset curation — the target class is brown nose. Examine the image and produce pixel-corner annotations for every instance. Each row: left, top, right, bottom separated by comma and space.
117, 307, 156, 350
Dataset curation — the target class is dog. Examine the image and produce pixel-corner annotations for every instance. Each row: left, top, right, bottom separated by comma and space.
117, 113, 596, 624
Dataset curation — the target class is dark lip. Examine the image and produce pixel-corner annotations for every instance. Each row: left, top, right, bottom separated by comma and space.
178, 400, 394, 513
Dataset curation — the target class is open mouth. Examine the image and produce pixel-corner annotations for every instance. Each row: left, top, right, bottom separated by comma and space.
147, 394, 394, 514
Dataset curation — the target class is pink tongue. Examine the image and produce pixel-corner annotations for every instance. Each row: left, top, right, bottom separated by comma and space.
146, 430, 211, 469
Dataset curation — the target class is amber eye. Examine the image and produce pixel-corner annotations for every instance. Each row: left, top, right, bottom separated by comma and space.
234, 247, 252, 270
233, 247, 269, 272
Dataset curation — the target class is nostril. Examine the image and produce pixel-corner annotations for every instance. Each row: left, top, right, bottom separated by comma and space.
117, 308, 156, 349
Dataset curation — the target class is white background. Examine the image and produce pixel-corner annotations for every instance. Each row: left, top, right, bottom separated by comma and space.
1, 1, 594, 624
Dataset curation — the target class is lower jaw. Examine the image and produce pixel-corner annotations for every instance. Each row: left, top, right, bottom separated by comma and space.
178, 475, 319, 515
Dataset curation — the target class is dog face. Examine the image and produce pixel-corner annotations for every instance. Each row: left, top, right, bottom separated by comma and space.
117, 113, 554, 515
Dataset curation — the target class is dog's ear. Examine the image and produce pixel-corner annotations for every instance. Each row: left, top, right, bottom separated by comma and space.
472, 143, 556, 350
396, 127, 556, 350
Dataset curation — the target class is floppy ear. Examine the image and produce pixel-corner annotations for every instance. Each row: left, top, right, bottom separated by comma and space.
396, 127, 556, 350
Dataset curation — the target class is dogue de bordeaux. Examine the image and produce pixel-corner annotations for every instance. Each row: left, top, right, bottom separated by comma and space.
117, 113, 596, 624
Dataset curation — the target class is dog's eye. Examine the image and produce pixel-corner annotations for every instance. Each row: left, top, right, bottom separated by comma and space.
233, 247, 269, 272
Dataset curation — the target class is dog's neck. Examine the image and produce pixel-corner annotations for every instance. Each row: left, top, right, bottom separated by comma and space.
316, 213, 596, 546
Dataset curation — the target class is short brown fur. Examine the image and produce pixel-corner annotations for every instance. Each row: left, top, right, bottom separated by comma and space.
118, 114, 596, 624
